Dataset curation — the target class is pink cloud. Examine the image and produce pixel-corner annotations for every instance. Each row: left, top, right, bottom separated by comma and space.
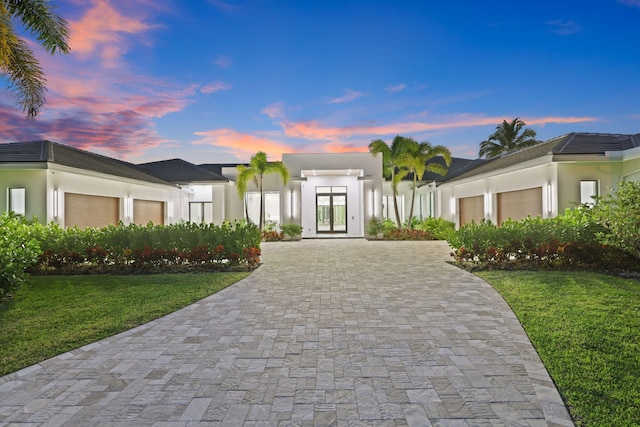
385, 84, 406, 93
192, 129, 298, 160
280, 115, 598, 140
327, 89, 364, 104
261, 102, 286, 119
68, 0, 154, 67
201, 81, 233, 94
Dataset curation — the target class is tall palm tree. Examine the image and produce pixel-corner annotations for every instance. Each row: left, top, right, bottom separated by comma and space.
479, 118, 540, 159
0, 0, 70, 119
398, 138, 451, 228
236, 151, 289, 230
369, 135, 414, 229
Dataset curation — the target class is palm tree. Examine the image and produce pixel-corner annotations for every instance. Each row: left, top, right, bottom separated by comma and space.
479, 118, 540, 159
398, 138, 451, 228
236, 151, 289, 230
0, 0, 70, 119
369, 136, 414, 229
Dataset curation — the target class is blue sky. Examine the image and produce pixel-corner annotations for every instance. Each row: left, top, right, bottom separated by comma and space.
1, 0, 639, 163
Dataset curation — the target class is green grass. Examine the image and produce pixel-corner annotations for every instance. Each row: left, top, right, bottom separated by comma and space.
476, 270, 640, 426
0, 272, 248, 377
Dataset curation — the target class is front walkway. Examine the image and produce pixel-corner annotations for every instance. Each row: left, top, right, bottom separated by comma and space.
0, 240, 573, 426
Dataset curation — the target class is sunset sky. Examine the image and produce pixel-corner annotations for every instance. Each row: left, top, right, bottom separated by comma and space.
1, 0, 639, 163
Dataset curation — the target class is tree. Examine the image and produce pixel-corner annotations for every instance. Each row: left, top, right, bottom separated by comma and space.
369, 136, 414, 229
479, 118, 540, 159
0, 0, 70, 119
236, 151, 289, 230
398, 138, 451, 229
591, 181, 640, 260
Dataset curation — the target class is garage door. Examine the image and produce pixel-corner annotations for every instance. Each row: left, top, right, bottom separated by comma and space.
65, 193, 119, 229
459, 195, 484, 226
133, 199, 164, 225
497, 187, 542, 225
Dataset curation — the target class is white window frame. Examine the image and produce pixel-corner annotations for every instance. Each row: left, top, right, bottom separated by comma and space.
245, 192, 281, 226
580, 180, 599, 205
189, 202, 213, 223
382, 194, 404, 221
8, 188, 26, 215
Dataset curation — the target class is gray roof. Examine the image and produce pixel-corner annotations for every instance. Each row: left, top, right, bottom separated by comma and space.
0, 140, 174, 186
139, 159, 228, 183
449, 132, 640, 182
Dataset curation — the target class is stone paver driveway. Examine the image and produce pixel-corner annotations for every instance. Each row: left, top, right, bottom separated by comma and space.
0, 239, 573, 426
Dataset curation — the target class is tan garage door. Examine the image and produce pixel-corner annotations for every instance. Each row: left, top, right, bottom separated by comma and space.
133, 199, 164, 225
497, 187, 542, 225
65, 193, 119, 229
459, 195, 484, 226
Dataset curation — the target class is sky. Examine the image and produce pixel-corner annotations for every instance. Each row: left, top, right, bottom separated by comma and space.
1, 0, 639, 164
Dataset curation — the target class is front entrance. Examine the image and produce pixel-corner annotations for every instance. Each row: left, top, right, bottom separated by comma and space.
316, 186, 347, 233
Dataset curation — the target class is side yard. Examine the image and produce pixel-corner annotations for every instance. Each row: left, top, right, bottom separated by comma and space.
478, 270, 640, 426
0, 272, 248, 377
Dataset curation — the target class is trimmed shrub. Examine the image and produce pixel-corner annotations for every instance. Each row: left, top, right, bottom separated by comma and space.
448, 209, 637, 270
281, 223, 303, 239
415, 217, 456, 241
33, 220, 261, 274
0, 212, 42, 300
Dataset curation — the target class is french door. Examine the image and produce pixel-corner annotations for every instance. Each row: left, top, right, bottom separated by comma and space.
316, 187, 347, 233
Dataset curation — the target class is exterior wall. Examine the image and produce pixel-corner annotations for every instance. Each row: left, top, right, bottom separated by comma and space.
0, 163, 188, 226
182, 183, 228, 224
299, 175, 363, 238
621, 148, 640, 182
282, 153, 383, 238
221, 166, 287, 224
555, 161, 623, 211
0, 166, 48, 220
437, 158, 557, 227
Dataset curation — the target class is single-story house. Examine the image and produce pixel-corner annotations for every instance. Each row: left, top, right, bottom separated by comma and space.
412, 133, 640, 227
1, 132, 638, 234
0, 140, 188, 228
141, 152, 384, 238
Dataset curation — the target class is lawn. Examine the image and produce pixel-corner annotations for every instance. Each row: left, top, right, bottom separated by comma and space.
0, 272, 248, 377
476, 270, 640, 427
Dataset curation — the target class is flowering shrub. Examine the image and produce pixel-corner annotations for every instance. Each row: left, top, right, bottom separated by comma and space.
261, 230, 283, 241
448, 209, 637, 270
33, 221, 261, 274
384, 228, 434, 240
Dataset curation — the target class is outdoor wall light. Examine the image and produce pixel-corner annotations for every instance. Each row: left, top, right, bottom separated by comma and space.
53, 189, 59, 218
371, 189, 375, 216
484, 192, 491, 217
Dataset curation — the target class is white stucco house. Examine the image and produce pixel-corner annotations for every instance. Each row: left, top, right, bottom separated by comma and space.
412, 133, 640, 227
142, 152, 384, 238
1, 132, 638, 234
0, 140, 188, 228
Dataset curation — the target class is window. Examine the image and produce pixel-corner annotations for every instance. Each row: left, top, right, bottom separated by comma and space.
245, 192, 280, 226
382, 194, 404, 221
420, 192, 435, 218
9, 188, 26, 215
189, 202, 213, 223
580, 180, 598, 205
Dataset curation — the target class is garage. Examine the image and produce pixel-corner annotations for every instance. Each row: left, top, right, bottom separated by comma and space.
65, 193, 119, 229
497, 187, 542, 225
133, 199, 164, 225
458, 195, 484, 226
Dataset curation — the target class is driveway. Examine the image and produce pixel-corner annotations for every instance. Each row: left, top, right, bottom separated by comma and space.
0, 239, 573, 426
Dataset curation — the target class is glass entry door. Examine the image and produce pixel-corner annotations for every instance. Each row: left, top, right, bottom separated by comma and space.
316, 187, 347, 233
